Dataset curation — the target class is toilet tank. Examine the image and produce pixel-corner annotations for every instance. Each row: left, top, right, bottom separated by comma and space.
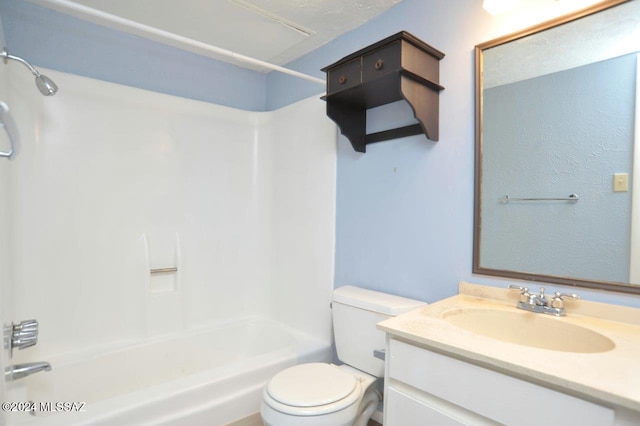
332, 286, 426, 377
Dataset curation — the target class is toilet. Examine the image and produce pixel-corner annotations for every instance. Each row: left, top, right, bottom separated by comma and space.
261, 285, 426, 426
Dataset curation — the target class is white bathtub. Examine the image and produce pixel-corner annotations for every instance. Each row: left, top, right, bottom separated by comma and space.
7, 317, 331, 426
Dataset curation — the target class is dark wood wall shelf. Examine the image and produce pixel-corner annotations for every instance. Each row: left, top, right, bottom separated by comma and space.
321, 31, 445, 153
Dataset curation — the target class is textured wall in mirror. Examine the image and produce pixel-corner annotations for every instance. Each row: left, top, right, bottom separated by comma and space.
481, 54, 635, 283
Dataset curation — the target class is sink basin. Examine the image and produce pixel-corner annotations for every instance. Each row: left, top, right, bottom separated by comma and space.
442, 308, 615, 353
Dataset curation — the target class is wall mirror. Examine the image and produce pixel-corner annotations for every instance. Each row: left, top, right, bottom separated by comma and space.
474, 0, 640, 294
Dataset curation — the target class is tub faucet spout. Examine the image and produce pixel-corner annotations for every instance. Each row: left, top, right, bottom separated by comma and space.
5, 361, 52, 381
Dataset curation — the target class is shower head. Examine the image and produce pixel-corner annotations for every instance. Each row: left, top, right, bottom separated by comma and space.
35, 74, 58, 96
1, 47, 58, 96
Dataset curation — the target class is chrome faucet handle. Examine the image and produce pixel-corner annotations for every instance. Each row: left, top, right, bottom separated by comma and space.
14, 319, 38, 333
11, 320, 39, 351
508, 285, 530, 304
557, 292, 580, 300
551, 292, 580, 309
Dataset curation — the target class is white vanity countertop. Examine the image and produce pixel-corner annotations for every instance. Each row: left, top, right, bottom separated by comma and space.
377, 282, 640, 412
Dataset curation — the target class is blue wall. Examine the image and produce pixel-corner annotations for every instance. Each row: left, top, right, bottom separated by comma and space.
0, 0, 267, 111
272, 0, 493, 303
2, 0, 639, 307
268, 0, 640, 308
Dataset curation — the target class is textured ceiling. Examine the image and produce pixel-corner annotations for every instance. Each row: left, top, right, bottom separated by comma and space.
35, 0, 403, 68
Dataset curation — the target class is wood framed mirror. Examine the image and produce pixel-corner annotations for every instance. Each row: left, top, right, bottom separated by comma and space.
473, 0, 640, 294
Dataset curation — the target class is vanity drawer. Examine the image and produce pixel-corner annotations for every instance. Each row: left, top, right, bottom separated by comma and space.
385, 385, 473, 426
327, 58, 361, 94
388, 338, 614, 426
362, 41, 402, 81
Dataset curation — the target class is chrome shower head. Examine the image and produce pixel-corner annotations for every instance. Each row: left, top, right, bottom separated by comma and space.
35, 74, 58, 96
1, 47, 58, 96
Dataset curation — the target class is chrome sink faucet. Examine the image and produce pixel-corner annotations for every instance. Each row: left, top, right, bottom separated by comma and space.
509, 285, 579, 316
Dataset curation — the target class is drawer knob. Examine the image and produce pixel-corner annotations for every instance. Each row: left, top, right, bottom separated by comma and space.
338, 74, 347, 84
374, 59, 384, 70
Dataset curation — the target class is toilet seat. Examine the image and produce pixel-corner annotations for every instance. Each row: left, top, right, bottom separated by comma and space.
264, 363, 362, 416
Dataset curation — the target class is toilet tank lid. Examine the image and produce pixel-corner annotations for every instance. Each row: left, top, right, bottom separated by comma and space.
332, 286, 426, 316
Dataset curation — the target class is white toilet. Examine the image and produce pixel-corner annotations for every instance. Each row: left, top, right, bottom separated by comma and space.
261, 285, 426, 426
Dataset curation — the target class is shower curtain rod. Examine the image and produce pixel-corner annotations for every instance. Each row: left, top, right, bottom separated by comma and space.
27, 0, 326, 85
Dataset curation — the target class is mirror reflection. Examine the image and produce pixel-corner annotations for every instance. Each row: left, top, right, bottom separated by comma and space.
474, 0, 640, 293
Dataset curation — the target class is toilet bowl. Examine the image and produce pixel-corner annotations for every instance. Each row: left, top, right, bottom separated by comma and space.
260, 286, 426, 426
261, 363, 379, 426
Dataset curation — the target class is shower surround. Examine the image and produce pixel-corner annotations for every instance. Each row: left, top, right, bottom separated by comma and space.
0, 66, 336, 425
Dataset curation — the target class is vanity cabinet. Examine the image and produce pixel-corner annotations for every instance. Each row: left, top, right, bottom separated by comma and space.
384, 338, 637, 426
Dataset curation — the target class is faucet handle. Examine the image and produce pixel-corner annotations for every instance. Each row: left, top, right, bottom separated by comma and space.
551, 292, 580, 309
11, 320, 39, 351
508, 285, 530, 304
556, 292, 580, 300
14, 319, 38, 333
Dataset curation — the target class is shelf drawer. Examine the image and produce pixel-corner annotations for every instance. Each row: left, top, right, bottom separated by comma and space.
327, 58, 361, 94
388, 338, 614, 426
362, 41, 402, 82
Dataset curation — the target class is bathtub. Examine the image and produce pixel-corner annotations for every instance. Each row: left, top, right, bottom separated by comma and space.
6, 317, 331, 426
